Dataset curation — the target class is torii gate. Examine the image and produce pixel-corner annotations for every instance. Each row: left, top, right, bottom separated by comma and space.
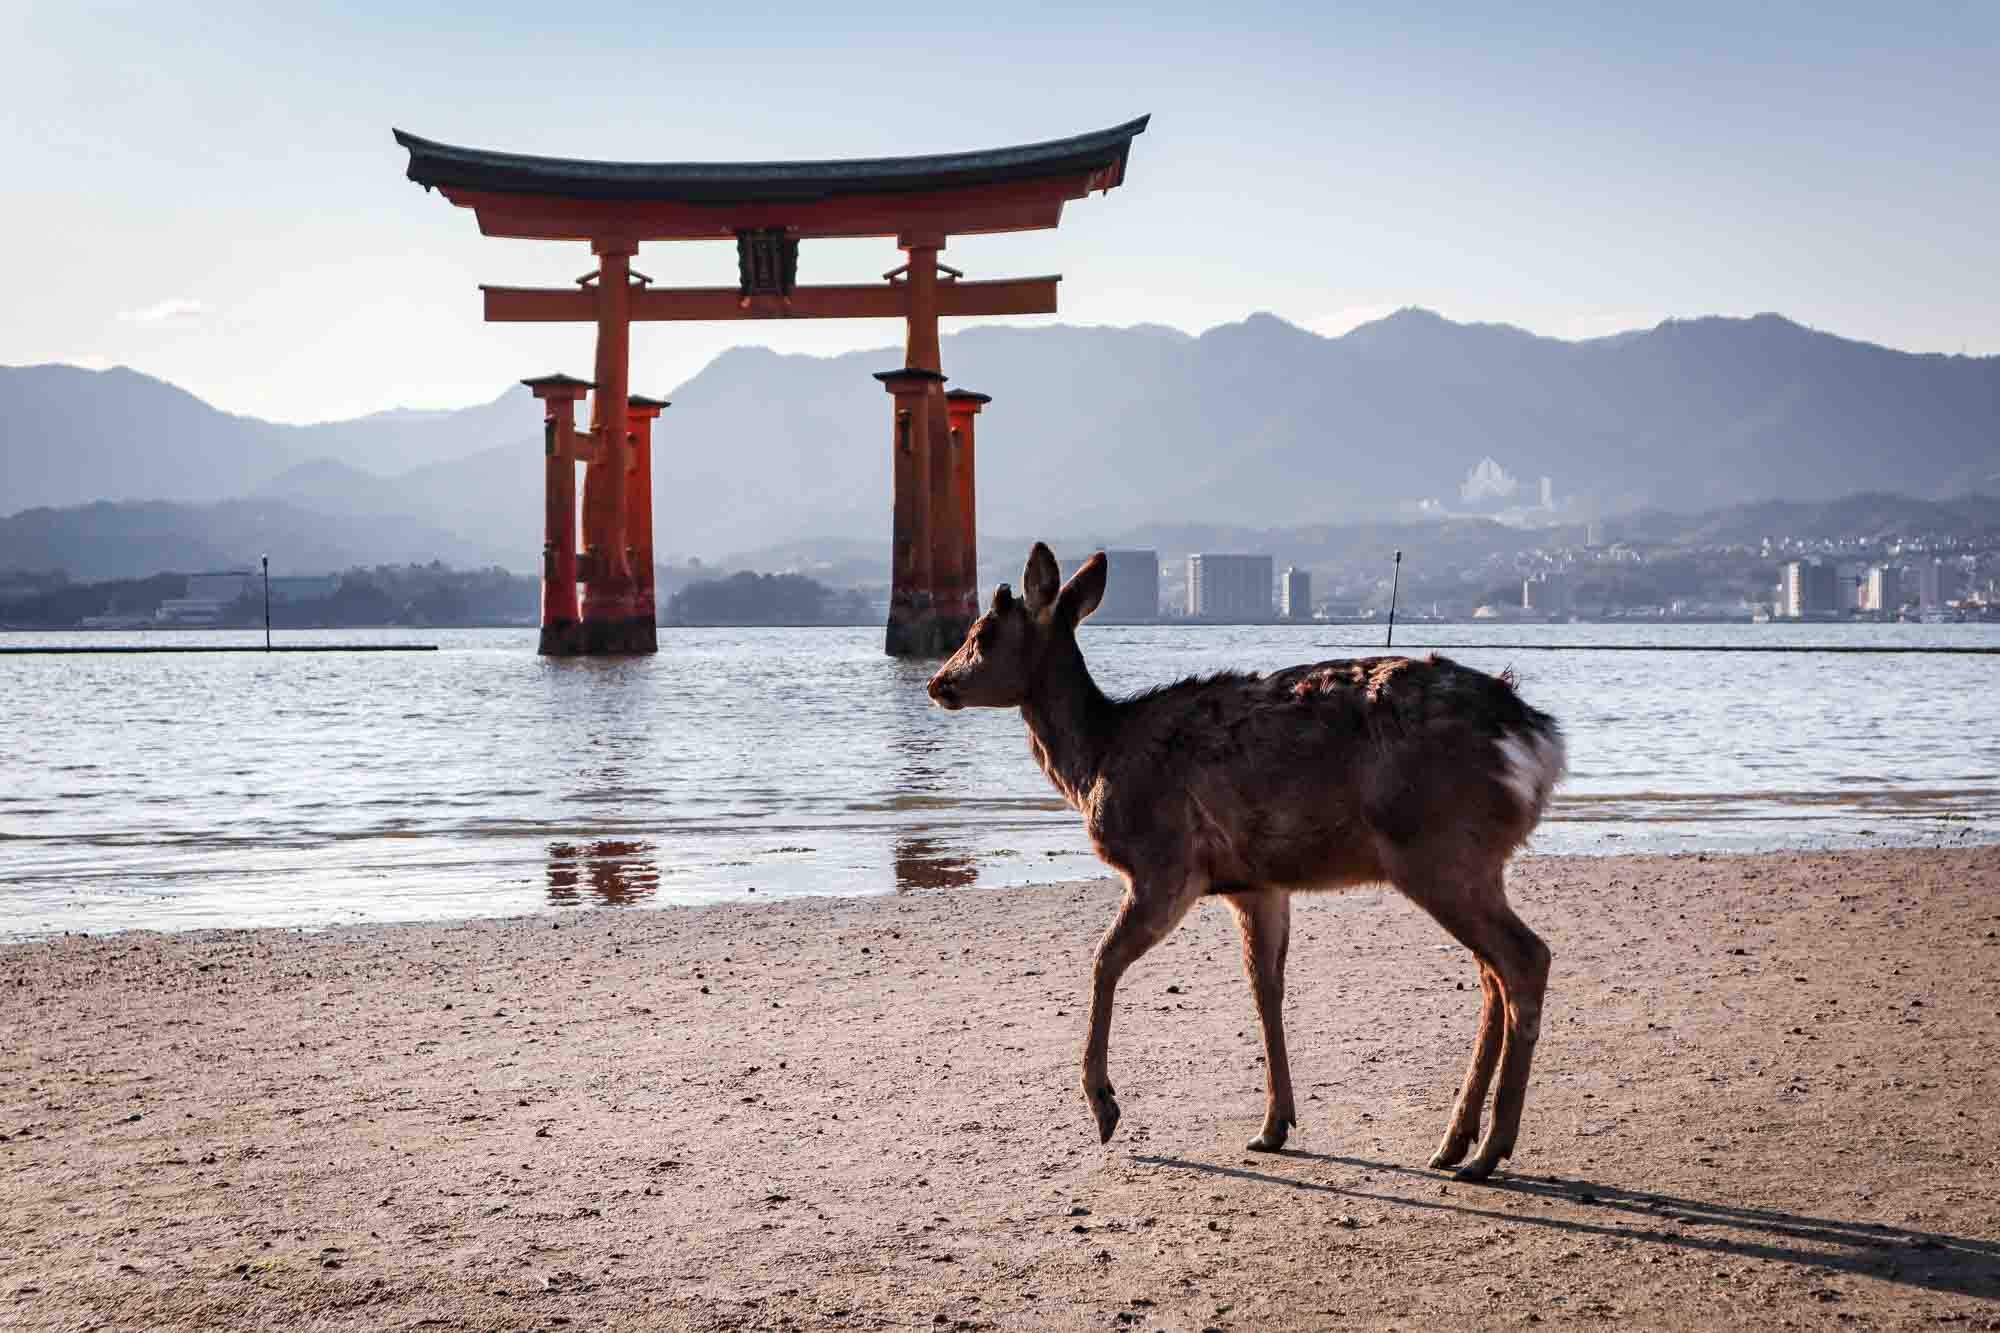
394, 118, 1148, 656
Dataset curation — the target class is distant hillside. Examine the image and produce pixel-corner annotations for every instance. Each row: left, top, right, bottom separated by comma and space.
6, 488, 1994, 588
0, 364, 535, 510
1610, 492, 2000, 548
312, 312, 1999, 560
1, 366, 303, 509
0, 500, 503, 581
831, 493, 2000, 607
5, 310, 1996, 567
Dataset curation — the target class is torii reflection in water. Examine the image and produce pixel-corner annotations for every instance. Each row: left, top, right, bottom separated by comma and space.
546, 840, 660, 907
887, 659, 979, 892
894, 835, 977, 891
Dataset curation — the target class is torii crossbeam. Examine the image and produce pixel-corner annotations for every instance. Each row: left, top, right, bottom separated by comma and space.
395, 117, 1147, 656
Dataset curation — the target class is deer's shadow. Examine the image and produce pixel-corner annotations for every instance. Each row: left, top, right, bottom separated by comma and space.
1133, 1151, 2000, 1304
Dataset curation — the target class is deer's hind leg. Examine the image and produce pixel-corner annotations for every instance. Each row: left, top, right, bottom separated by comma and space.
1224, 889, 1297, 1152
1392, 859, 1552, 1183
1464, 900, 1551, 1180
1081, 865, 1205, 1145
1429, 961, 1504, 1169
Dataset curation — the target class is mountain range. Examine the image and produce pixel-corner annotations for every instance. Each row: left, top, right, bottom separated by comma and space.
4, 309, 1996, 578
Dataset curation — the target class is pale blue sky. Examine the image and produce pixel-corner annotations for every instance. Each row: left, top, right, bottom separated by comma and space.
3, 1, 1994, 422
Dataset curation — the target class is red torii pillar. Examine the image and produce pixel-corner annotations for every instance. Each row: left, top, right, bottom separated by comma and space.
525, 373, 592, 655
945, 390, 990, 617
884, 233, 980, 654
926, 398, 968, 647
626, 394, 668, 647
578, 242, 650, 655
876, 368, 944, 656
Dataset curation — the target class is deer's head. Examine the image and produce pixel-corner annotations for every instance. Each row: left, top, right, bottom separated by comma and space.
927, 543, 1106, 710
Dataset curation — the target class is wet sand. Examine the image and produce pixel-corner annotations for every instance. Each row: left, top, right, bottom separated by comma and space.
4, 847, 1999, 1331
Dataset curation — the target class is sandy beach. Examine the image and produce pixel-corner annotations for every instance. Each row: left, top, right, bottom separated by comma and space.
4, 846, 1999, 1331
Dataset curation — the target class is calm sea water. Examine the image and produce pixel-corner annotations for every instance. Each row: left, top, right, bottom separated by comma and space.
3, 623, 1996, 937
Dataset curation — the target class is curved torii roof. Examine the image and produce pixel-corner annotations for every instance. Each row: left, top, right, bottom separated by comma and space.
394, 117, 1147, 203
392, 118, 1148, 241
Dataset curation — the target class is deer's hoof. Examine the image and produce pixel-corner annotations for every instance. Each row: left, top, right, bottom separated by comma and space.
1452, 1150, 1506, 1183
1088, 1084, 1121, 1144
1247, 1115, 1294, 1152
1429, 1135, 1473, 1170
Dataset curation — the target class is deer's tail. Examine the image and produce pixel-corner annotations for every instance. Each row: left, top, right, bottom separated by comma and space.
1494, 710, 1566, 825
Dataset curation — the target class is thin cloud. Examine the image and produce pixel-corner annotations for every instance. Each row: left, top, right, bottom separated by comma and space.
117, 298, 206, 324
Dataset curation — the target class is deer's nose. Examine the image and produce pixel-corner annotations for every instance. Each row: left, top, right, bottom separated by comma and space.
927, 673, 962, 709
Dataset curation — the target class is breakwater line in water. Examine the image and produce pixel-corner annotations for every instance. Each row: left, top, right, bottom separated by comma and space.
0, 644, 439, 655
1325, 643, 2000, 655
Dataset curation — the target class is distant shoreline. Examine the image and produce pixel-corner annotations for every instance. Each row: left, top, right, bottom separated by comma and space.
5, 615, 1994, 632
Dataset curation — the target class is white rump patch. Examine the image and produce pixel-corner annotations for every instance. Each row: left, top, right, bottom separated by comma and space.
1494, 727, 1567, 819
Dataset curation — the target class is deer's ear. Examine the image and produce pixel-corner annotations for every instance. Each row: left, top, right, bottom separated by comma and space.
1021, 543, 1060, 613
989, 583, 1014, 613
1056, 551, 1107, 627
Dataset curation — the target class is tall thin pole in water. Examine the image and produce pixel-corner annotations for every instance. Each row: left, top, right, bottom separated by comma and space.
1385, 550, 1402, 649
262, 554, 271, 652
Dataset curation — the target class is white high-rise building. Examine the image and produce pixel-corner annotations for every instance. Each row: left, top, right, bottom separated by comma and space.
1187, 554, 1274, 620
1866, 565, 1903, 613
1096, 550, 1160, 622
1918, 559, 1962, 610
1836, 563, 1865, 611
1523, 572, 1570, 615
1783, 560, 1839, 617
1280, 566, 1311, 619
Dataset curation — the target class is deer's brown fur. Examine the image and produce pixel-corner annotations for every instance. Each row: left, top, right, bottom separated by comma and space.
927, 544, 1565, 1181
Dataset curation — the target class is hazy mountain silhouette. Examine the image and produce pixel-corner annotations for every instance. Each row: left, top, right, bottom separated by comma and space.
2, 366, 304, 508
14, 491, 1989, 588
286, 388, 536, 476
1609, 492, 2000, 548
0, 364, 534, 508
3, 310, 1995, 571
0, 499, 504, 581
227, 310, 2000, 556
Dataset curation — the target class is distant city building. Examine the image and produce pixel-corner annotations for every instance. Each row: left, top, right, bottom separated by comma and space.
1836, 563, 1866, 611
159, 571, 254, 625
1584, 520, 1605, 548
1539, 476, 1554, 510
1280, 566, 1311, 619
1187, 554, 1273, 620
154, 598, 230, 626
1865, 565, 1903, 613
1459, 457, 1519, 506
1096, 550, 1160, 622
1523, 571, 1571, 615
1918, 558, 1963, 610
154, 571, 341, 625
1782, 560, 1839, 617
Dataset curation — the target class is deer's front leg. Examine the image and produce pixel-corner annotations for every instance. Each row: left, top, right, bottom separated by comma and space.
1225, 889, 1296, 1152
1081, 869, 1204, 1144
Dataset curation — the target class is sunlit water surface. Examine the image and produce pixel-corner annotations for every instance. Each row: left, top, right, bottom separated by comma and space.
3, 623, 1995, 936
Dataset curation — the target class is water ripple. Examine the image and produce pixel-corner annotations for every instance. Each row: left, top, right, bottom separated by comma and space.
3, 622, 1996, 937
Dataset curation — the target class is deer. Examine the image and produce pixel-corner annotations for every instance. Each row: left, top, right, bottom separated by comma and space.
926, 543, 1565, 1182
